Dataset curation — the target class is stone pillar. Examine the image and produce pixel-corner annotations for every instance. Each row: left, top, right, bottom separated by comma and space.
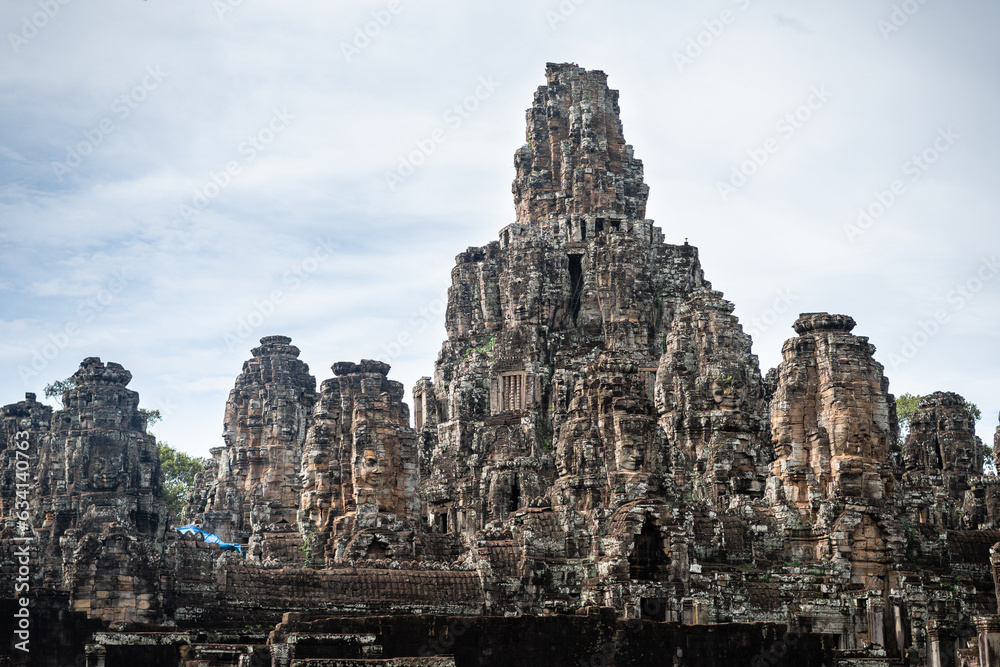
655, 289, 770, 504
271, 642, 292, 667
694, 599, 709, 625
976, 616, 1000, 667
866, 596, 884, 648
412, 376, 437, 432
928, 619, 955, 667
902, 392, 983, 530
893, 600, 910, 659
992, 543, 1000, 614
927, 619, 942, 667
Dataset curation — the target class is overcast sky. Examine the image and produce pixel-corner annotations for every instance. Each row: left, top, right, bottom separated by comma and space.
1, 0, 997, 457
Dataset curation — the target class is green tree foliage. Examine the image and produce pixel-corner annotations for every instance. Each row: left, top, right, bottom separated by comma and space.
158, 442, 204, 524
895, 393, 921, 441
140, 409, 162, 429
43, 377, 76, 407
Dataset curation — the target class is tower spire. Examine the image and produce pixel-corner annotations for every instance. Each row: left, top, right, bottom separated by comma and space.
512, 63, 649, 228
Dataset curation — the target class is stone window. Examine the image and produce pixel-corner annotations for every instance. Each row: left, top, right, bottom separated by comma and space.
681, 599, 707, 625
414, 394, 423, 430
430, 502, 451, 533
502, 372, 525, 412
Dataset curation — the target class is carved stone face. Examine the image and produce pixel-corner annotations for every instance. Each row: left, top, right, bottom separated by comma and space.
615, 416, 649, 472
944, 435, 975, 474
355, 447, 386, 503
85, 437, 126, 491
557, 418, 599, 477
942, 413, 968, 433
708, 369, 744, 411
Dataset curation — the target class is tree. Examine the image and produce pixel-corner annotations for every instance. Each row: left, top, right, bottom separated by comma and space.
141, 409, 162, 429
895, 392, 921, 442
43, 377, 76, 407
158, 441, 205, 524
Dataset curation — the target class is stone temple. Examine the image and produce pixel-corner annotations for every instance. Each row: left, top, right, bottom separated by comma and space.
3, 63, 1000, 666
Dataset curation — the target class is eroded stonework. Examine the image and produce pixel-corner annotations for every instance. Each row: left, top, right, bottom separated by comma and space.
768, 313, 896, 508
184, 335, 317, 563
1, 358, 168, 626
656, 288, 771, 505
903, 391, 983, 512
298, 359, 424, 566
3, 63, 1000, 667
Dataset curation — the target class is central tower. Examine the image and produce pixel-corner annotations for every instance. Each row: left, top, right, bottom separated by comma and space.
413, 64, 712, 554
512, 63, 649, 230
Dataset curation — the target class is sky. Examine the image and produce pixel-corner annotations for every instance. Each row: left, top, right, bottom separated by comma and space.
1, 0, 997, 458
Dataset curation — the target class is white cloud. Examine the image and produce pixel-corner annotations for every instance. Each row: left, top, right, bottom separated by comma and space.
1, 0, 998, 456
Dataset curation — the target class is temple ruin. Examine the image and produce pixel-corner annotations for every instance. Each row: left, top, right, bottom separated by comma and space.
3, 63, 1000, 667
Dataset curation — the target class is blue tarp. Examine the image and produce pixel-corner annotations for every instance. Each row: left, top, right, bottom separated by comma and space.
177, 525, 244, 554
